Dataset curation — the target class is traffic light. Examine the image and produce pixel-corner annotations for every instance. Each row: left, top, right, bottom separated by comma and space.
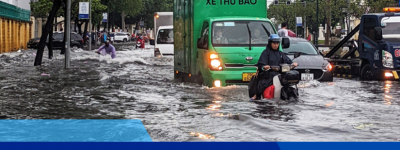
274, 0, 279, 5
286, 0, 291, 5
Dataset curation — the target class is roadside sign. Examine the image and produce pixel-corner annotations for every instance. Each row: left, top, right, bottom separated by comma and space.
140, 21, 144, 27
102, 13, 108, 22
296, 17, 302, 26
79, 2, 89, 19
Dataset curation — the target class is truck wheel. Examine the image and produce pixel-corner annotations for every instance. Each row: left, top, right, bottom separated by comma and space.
360, 63, 374, 81
195, 72, 204, 85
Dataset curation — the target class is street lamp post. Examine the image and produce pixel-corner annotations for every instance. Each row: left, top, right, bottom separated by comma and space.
316, 0, 319, 47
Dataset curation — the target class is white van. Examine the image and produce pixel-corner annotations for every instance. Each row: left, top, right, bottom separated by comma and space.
154, 26, 173, 56
150, 12, 173, 57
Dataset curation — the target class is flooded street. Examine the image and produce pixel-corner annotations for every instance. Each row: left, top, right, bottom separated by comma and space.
1, 45, 400, 141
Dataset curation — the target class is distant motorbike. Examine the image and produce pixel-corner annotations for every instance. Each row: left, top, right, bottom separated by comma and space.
136, 38, 144, 49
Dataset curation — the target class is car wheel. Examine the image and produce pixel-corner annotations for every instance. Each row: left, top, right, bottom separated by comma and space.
123, 39, 127, 43
360, 63, 374, 81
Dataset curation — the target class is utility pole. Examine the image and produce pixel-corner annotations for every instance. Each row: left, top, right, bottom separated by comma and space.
295, 13, 297, 36
89, 0, 92, 51
347, 0, 350, 35
316, 0, 319, 47
107, 7, 109, 32
325, 0, 331, 46
65, 0, 71, 68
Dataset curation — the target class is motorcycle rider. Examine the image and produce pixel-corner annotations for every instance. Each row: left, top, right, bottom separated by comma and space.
250, 34, 298, 100
136, 36, 145, 49
95, 40, 116, 59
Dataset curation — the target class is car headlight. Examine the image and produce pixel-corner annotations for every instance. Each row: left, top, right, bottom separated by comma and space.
325, 63, 333, 71
383, 51, 394, 68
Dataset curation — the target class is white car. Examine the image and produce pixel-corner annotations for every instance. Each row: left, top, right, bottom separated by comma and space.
114, 32, 130, 43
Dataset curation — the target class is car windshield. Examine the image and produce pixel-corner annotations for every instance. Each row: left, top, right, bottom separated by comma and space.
212, 21, 275, 46
381, 16, 400, 41
282, 40, 318, 55
157, 29, 173, 44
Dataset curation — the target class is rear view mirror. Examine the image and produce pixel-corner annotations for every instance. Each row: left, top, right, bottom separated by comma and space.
282, 37, 290, 49
374, 27, 383, 41
197, 38, 203, 49
150, 39, 155, 45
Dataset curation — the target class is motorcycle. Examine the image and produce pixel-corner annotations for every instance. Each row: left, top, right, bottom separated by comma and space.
136, 40, 142, 49
270, 64, 300, 101
136, 38, 145, 49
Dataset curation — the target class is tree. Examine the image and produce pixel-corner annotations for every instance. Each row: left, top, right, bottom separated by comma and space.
33, 0, 63, 66
132, 0, 173, 29
100, 0, 142, 31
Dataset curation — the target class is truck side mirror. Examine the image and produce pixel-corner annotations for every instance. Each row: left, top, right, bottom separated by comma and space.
197, 38, 203, 49
150, 39, 155, 45
374, 27, 383, 41
282, 37, 290, 49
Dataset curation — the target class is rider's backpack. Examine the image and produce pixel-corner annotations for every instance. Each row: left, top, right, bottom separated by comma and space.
248, 75, 258, 98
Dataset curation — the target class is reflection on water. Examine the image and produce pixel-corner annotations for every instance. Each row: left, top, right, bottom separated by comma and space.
384, 81, 392, 105
251, 100, 296, 122
190, 132, 215, 139
2, 48, 400, 141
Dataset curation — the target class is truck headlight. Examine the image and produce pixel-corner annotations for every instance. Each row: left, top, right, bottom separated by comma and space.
210, 54, 222, 70
383, 51, 394, 68
211, 60, 221, 68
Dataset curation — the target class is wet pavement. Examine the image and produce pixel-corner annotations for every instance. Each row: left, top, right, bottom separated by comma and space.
0, 46, 400, 141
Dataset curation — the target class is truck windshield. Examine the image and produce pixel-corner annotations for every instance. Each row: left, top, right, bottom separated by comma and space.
381, 16, 400, 41
157, 29, 173, 44
212, 21, 275, 47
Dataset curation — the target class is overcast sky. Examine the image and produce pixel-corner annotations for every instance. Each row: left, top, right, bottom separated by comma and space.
0, 0, 31, 10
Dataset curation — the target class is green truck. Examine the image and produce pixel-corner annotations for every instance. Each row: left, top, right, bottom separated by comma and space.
173, 0, 280, 87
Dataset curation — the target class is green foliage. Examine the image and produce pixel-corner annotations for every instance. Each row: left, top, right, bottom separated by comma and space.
91, 0, 107, 26
30, 0, 53, 18
31, 0, 107, 26
134, 0, 174, 28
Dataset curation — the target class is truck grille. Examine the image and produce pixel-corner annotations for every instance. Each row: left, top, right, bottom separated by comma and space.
396, 58, 400, 67
295, 69, 324, 79
225, 63, 257, 68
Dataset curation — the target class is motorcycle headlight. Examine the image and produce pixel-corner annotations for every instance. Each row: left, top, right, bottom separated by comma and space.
383, 51, 394, 68
281, 65, 290, 72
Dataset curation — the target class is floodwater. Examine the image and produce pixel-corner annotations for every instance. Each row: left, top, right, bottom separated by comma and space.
0, 46, 400, 141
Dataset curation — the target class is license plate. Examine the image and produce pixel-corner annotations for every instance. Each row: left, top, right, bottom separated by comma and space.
242, 73, 256, 81
301, 73, 314, 81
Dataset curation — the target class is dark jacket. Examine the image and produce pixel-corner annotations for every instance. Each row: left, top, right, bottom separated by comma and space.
256, 44, 293, 97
